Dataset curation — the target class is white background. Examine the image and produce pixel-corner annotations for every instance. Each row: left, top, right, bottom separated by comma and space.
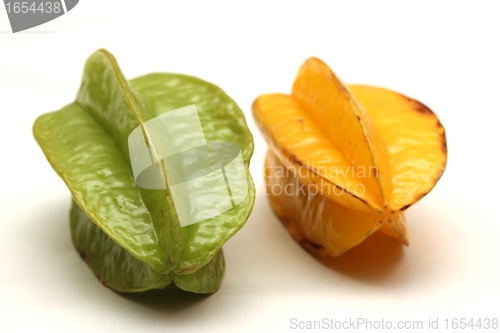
1, 1, 499, 332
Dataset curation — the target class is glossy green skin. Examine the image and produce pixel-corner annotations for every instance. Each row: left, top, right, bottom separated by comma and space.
33, 50, 255, 293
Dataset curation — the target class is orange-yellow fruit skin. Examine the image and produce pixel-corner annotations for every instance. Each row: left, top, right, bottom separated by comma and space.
253, 58, 447, 256
265, 151, 406, 256
349, 85, 447, 212
292, 58, 393, 212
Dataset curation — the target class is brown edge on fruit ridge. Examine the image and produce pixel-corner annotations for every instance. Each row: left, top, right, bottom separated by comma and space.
399, 89, 448, 161
402, 94, 433, 115
400, 204, 411, 211
77, 248, 86, 260
439, 121, 448, 154
404, 93, 448, 155
75, 247, 108, 287
278, 215, 330, 257
394, 92, 448, 211
299, 238, 324, 254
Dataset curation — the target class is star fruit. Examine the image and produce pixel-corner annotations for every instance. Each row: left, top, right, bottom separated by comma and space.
252, 57, 447, 256
33, 50, 255, 292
